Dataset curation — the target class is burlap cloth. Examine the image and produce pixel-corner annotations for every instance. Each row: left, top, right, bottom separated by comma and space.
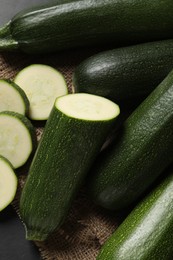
0, 48, 126, 260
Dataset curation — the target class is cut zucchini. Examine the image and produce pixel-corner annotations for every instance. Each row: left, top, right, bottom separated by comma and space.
0, 156, 17, 211
57, 93, 119, 121
0, 111, 37, 169
0, 79, 29, 115
20, 93, 120, 241
14, 64, 68, 120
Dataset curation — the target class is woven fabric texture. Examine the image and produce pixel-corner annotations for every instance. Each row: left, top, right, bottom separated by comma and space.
0, 50, 122, 260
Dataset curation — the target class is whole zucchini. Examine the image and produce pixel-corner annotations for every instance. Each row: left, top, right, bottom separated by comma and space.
1, 0, 173, 53
97, 170, 173, 260
73, 39, 173, 102
20, 93, 119, 241
88, 69, 173, 211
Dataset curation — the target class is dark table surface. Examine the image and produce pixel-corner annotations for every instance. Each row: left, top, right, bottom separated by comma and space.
0, 206, 42, 260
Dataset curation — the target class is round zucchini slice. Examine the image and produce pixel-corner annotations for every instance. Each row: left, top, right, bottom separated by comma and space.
0, 111, 37, 169
14, 64, 68, 120
0, 79, 29, 115
0, 156, 17, 211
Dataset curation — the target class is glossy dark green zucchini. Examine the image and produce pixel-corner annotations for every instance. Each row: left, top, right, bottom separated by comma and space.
97, 170, 173, 260
88, 69, 173, 211
73, 39, 173, 102
1, 0, 173, 53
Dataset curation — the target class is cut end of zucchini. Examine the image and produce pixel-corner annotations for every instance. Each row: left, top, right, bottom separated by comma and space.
14, 64, 68, 120
55, 93, 120, 121
0, 156, 17, 211
0, 79, 29, 115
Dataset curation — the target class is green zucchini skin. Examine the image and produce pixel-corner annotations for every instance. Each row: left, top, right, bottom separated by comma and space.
20, 98, 118, 241
97, 171, 173, 260
73, 39, 173, 102
1, 0, 173, 53
88, 69, 173, 211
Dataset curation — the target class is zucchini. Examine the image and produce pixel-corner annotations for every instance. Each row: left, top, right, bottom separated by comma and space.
0, 79, 29, 115
14, 64, 68, 120
88, 69, 173, 211
97, 170, 173, 260
73, 39, 173, 102
20, 93, 120, 241
1, 0, 173, 53
0, 111, 37, 169
0, 156, 17, 212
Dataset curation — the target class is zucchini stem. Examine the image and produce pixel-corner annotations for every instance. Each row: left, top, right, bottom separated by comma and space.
0, 22, 18, 50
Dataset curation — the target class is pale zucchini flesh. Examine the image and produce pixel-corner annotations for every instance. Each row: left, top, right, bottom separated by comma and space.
0, 79, 29, 115
0, 111, 36, 169
14, 64, 68, 120
0, 156, 17, 211
56, 93, 120, 121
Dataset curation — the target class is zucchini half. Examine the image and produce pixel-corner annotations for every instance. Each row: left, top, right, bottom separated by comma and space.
20, 93, 120, 241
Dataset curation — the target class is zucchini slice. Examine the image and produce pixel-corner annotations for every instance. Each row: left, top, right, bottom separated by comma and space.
0, 111, 37, 169
0, 156, 17, 212
14, 64, 68, 120
0, 79, 29, 115
20, 93, 120, 241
